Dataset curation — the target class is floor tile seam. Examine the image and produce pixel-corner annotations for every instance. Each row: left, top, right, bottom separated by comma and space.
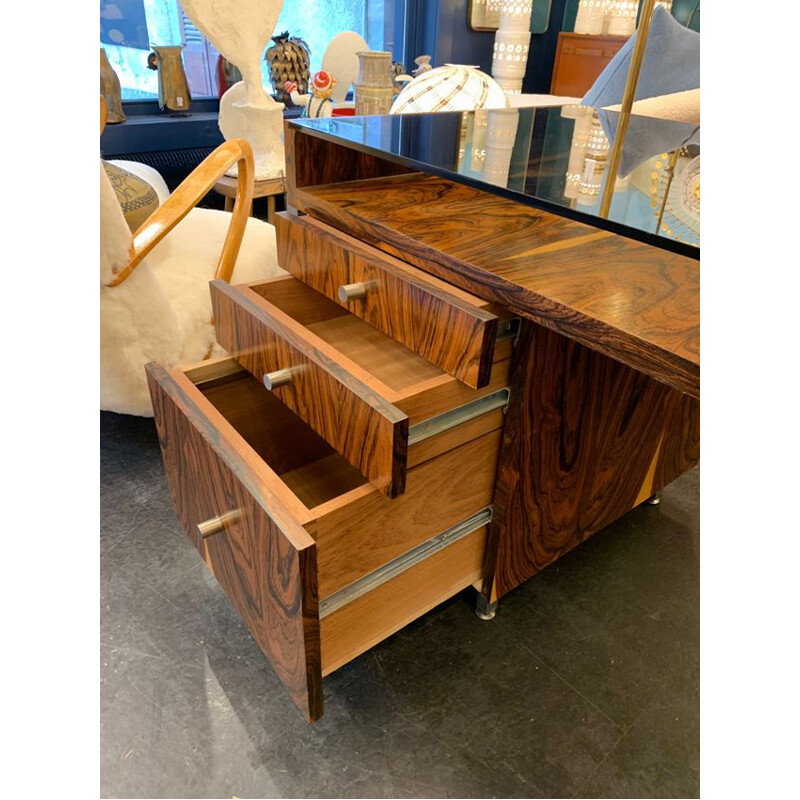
392, 707, 511, 787
392, 704, 552, 798
568, 728, 627, 799
520, 643, 626, 733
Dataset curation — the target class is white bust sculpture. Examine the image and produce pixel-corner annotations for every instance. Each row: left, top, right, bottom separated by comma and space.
181, 0, 286, 179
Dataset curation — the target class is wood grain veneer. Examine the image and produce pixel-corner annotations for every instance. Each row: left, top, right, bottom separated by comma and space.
211, 277, 511, 496
146, 362, 323, 721
275, 212, 499, 388
482, 321, 700, 599
148, 361, 505, 705
290, 172, 699, 398
320, 526, 487, 676
211, 279, 408, 498
312, 429, 501, 599
285, 123, 414, 194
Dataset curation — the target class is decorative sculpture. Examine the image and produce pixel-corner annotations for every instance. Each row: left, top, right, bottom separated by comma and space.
180, 0, 286, 180
148, 46, 192, 113
286, 71, 337, 119
266, 31, 311, 104
100, 48, 126, 124
321, 31, 369, 105
390, 60, 405, 94
354, 51, 395, 116
412, 55, 433, 76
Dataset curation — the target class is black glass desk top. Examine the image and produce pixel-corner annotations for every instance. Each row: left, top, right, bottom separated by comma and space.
291, 107, 700, 258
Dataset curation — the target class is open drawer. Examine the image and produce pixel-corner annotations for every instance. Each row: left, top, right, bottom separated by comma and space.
146, 358, 497, 721
212, 275, 510, 498
275, 212, 509, 389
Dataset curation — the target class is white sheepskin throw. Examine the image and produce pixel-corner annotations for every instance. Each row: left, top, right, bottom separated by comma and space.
100, 162, 283, 416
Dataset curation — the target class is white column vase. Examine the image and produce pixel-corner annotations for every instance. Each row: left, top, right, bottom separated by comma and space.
483, 108, 520, 187
607, 1, 639, 36
574, 1, 609, 35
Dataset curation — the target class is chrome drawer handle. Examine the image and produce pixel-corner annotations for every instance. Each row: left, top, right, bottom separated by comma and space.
197, 509, 241, 539
263, 367, 297, 389
338, 282, 369, 303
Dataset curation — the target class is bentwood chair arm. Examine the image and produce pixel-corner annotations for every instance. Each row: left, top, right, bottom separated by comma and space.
104, 138, 256, 288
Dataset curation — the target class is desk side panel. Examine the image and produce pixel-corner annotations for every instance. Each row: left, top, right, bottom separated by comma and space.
484, 320, 699, 598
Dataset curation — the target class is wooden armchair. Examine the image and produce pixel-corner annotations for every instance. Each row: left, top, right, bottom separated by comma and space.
100, 97, 284, 416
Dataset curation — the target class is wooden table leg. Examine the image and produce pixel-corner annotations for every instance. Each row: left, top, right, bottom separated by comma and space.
224, 196, 234, 213
267, 195, 276, 224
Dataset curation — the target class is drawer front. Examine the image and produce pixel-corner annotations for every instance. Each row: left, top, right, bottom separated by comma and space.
313, 428, 502, 598
148, 359, 505, 718
276, 212, 499, 389
320, 521, 488, 675
212, 279, 408, 498
146, 362, 324, 722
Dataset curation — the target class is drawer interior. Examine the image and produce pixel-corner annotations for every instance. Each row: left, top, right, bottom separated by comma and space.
195, 365, 368, 510
249, 277, 446, 396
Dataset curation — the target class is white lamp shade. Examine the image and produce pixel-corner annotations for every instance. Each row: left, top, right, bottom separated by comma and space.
390, 65, 509, 114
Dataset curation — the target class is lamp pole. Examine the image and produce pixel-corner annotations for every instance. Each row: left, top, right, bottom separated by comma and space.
598, 0, 656, 218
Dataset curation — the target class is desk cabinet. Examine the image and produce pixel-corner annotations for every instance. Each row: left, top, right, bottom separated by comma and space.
148, 118, 699, 721
550, 32, 628, 97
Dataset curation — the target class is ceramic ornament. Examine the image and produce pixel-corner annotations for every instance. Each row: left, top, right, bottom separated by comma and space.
266, 32, 311, 104
149, 45, 192, 112
354, 51, 395, 116
286, 71, 337, 118
180, 0, 286, 179
100, 48, 126, 123
412, 55, 433, 76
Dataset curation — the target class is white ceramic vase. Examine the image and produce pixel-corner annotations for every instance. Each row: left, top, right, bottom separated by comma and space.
606, 1, 639, 36
574, 1, 609, 35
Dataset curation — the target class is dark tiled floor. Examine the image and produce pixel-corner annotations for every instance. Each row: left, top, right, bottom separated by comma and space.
100, 411, 699, 799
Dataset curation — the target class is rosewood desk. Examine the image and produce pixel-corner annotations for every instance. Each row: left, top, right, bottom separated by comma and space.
148, 108, 699, 721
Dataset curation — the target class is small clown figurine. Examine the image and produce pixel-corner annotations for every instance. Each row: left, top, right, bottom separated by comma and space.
285, 70, 337, 118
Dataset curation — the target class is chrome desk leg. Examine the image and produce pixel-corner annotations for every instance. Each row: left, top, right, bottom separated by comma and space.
475, 593, 498, 621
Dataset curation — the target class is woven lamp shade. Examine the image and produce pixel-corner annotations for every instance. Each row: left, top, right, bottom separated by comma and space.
390, 65, 509, 114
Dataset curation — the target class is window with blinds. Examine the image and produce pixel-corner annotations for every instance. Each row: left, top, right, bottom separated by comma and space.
178, 4, 219, 98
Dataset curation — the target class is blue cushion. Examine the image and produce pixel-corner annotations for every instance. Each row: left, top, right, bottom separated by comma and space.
581, 6, 700, 177
582, 5, 700, 108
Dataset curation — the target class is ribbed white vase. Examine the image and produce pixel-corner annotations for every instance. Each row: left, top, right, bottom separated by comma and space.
483, 108, 520, 187
491, 0, 533, 95
577, 112, 610, 206
561, 106, 594, 199
606, 1, 639, 36
574, 0, 609, 35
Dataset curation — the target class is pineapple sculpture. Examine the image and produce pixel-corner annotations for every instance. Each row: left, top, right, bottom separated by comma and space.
265, 31, 311, 104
